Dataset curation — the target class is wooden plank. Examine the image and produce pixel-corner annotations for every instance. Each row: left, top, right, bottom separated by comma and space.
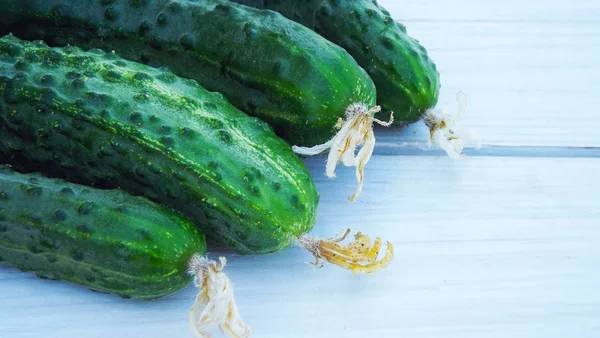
373, 0, 600, 148
2, 1, 599, 337
2, 156, 599, 337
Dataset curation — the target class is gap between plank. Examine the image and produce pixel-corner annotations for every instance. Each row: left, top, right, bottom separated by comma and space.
373, 143, 600, 158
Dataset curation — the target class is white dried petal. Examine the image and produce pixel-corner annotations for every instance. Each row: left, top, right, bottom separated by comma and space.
188, 255, 250, 338
349, 128, 376, 202
425, 91, 481, 158
292, 103, 392, 202
291, 139, 333, 156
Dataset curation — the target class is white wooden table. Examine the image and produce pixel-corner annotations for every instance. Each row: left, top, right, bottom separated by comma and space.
2, 1, 599, 337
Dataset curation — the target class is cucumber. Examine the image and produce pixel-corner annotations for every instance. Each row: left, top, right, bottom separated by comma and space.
0, 0, 377, 147
0, 165, 206, 299
0, 34, 319, 255
229, 0, 440, 125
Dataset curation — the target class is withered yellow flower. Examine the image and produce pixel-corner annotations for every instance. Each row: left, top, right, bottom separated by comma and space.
296, 228, 394, 274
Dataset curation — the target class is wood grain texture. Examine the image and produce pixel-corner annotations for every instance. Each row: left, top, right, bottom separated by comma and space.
1, 0, 599, 337
2, 156, 599, 337
377, 0, 600, 148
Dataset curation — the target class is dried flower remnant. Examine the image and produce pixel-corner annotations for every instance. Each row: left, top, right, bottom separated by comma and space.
293, 104, 393, 202
188, 255, 250, 338
424, 91, 481, 158
296, 228, 394, 274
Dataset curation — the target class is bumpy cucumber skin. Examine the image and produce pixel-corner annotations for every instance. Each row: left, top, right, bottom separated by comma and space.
231, 0, 440, 125
0, 0, 376, 147
0, 35, 319, 255
0, 166, 206, 299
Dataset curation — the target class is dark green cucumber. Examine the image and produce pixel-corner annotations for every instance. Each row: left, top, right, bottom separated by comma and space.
0, 165, 206, 299
0, 0, 376, 147
230, 0, 440, 125
0, 35, 319, 255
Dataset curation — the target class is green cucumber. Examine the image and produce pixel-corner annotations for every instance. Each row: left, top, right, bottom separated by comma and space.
0, 0, 376, 146
230, 0, 440, 125
0, 165, 206, 299
0, 34, 318, 255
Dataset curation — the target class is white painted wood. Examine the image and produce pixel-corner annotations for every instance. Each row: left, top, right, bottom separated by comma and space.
2, 156, 599, 337
2, 0, 599, 337
375, 0, 600, 148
